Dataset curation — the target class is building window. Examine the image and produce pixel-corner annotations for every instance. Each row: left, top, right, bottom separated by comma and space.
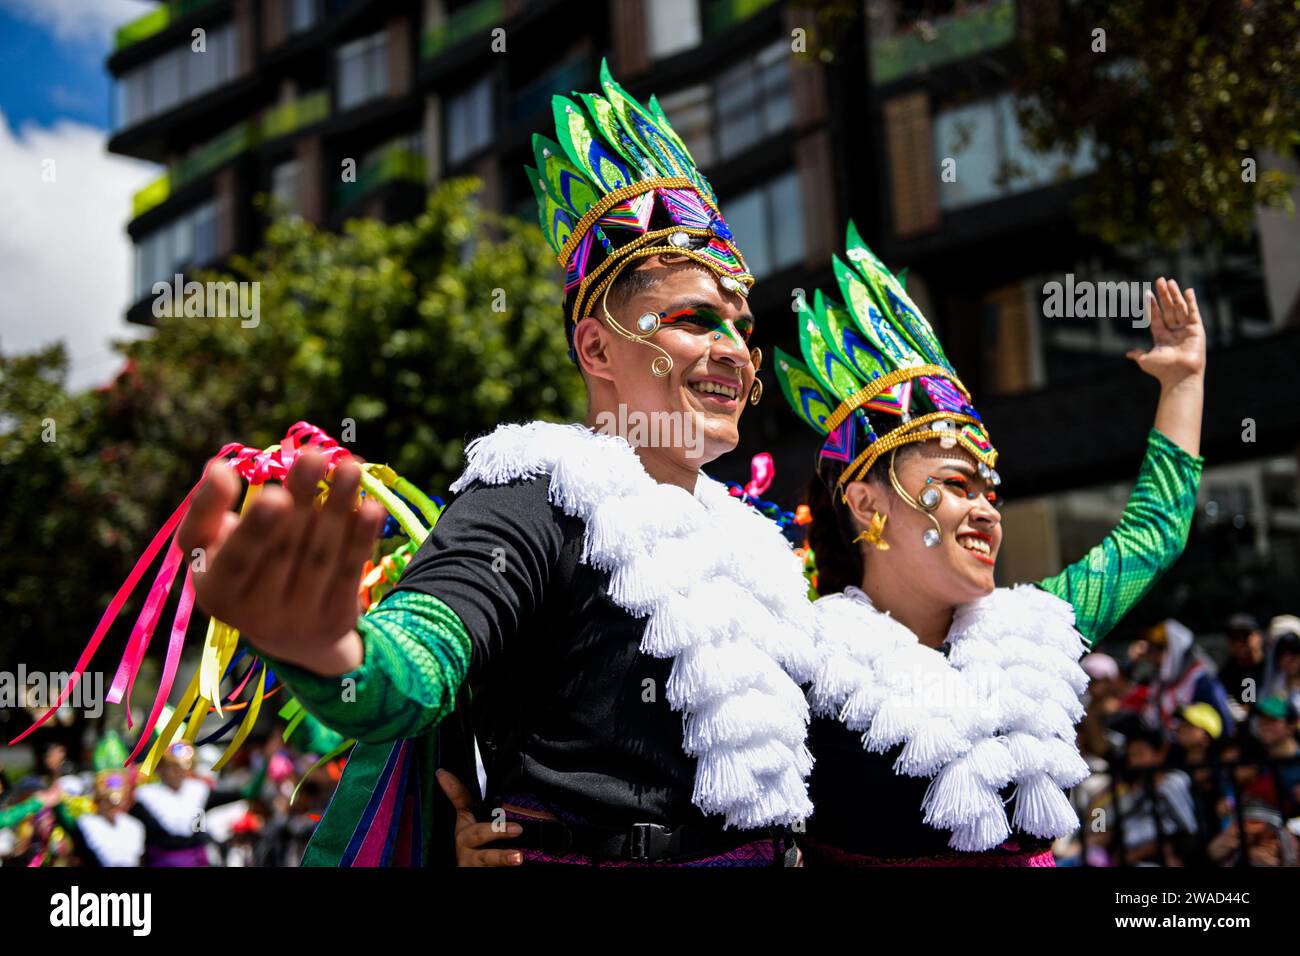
723, 169, 803, 279
655, 84, 714, 168
932, 93, 1097, 212
287, 0, 321, 35
133, 200, 220, 300
114, 23, 239, 129
647, 0, 701, 60
445, 75, 493, 167
271, 159, 302, 216
337, 31, 389, 111
714, 40, 792, 161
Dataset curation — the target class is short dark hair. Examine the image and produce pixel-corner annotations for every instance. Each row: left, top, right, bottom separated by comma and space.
606, 264, 664, 312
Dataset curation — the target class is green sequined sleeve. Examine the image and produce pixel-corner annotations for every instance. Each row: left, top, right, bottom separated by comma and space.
0, 797, 43, 830
269, 591, 472, 745
1037, 428, 1203, 647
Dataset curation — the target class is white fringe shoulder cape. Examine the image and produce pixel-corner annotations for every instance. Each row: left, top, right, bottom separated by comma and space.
809, 585, 1092, 852
449, 421, 819, 829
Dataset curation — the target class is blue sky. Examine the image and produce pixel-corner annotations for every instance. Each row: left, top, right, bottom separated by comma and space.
0, 6, 114, 130
0, 0, 157, 390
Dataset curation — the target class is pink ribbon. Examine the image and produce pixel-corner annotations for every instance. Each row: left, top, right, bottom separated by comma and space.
744, 452, 775, 498
10, 423, 353, 751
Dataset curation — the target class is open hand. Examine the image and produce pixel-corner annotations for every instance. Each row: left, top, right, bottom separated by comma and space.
1127, 277, 1206, 387
176, 451, 387, 675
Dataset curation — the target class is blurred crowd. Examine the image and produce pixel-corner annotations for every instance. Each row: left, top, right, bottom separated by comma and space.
1060, 612, 1300, 867
0, 728, 338, 867
5, 611, 1298, 868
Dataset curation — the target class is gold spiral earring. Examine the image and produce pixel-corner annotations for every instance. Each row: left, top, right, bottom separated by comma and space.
599, 284, 673, 377
853, 511, 890, 551
887, 449, 943, 548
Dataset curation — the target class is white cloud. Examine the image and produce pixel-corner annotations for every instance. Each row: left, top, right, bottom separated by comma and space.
0, 108, 159, 391
0, 0, 156, 46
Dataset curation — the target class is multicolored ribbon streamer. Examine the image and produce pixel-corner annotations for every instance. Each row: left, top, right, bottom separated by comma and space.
11, 422, 444, 788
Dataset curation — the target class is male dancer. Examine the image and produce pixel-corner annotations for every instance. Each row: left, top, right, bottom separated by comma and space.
178, 63, 817, 866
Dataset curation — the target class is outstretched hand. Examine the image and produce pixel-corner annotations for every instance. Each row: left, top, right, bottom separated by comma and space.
176, 451, 387, 676
1127, 277, 1206, 388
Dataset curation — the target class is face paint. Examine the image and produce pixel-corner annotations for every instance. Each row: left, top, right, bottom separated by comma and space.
926, 472, 1001, 509
659, 305, 753, 347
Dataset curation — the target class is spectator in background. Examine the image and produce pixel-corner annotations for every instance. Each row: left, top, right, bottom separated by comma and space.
1206, 800, 1299, 867
1219, 612, 1267, 721
1093, 724, 1201, 866
1135, 618, 1236, 740
1172, 703, 1231, 844
35, 740, 74, 786
1263, 619, 1300, 715
1242, 695, 1300, 818
1080, 652, 1124, 760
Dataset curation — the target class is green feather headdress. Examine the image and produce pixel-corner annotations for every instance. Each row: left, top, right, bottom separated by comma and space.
774, 222, 999, 491
526, 59, 754, 354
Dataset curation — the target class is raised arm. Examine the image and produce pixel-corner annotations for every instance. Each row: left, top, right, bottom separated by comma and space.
1038, 278, 1205, 646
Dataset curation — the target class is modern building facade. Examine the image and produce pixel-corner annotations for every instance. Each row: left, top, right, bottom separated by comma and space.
107, 0, 1300, 631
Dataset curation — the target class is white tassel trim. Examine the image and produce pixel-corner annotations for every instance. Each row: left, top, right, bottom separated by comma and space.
450, 421, 817, 830
811, 583, 1090, 851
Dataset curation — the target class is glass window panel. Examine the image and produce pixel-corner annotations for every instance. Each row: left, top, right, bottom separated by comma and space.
758, 44, 792, 138
768, 170, 803, 271
218, 24, 238, 81
121, 70, 148, 127
152, 51, 181, 115
646, 0, 701, 59
173, 208, 194, 268
724, 187, 770, 279
187, 29, 219, 98
996, 94, 1097, 193
446, 76, 493, 165
133, 239, 150, 300
337, 32, 386, 110
193, 201, 218, 265
932, 99, 1000, 210
289, 0, 319, 34
369, 34, 388, 100
657, 85, 713, 167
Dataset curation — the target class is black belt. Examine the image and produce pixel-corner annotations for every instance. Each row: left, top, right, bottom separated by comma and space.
499, 818, 787, 864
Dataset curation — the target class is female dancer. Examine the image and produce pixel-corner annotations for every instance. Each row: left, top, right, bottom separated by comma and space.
783, 225, 1203, 865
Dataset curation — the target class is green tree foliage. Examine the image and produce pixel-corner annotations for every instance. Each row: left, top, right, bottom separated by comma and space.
0, 179, 583, 671
1015, 0, 1300, 247
801, 0, 1299, 247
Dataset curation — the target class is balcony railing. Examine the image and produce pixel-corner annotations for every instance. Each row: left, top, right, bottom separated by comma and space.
703, 0, 779, 38
261, 89, 330, 141
871, 0, 1017, 86
131, 91, 330, 219
114, 0, 220, 52
334, 146, 426, 209
421, 0, 504, 60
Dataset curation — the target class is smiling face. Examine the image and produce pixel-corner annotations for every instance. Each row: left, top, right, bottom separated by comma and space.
574, 255, 756, 467
845, 441, 1003, 607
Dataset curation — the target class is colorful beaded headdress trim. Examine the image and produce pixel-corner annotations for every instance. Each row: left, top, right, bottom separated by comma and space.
774, 222, 1000, 490
527, 59, 754, 356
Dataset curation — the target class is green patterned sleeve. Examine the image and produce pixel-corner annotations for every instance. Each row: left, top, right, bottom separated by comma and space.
1037, 428, 1203, 647
268, 591, 472, 745
0, 797, 43, 830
